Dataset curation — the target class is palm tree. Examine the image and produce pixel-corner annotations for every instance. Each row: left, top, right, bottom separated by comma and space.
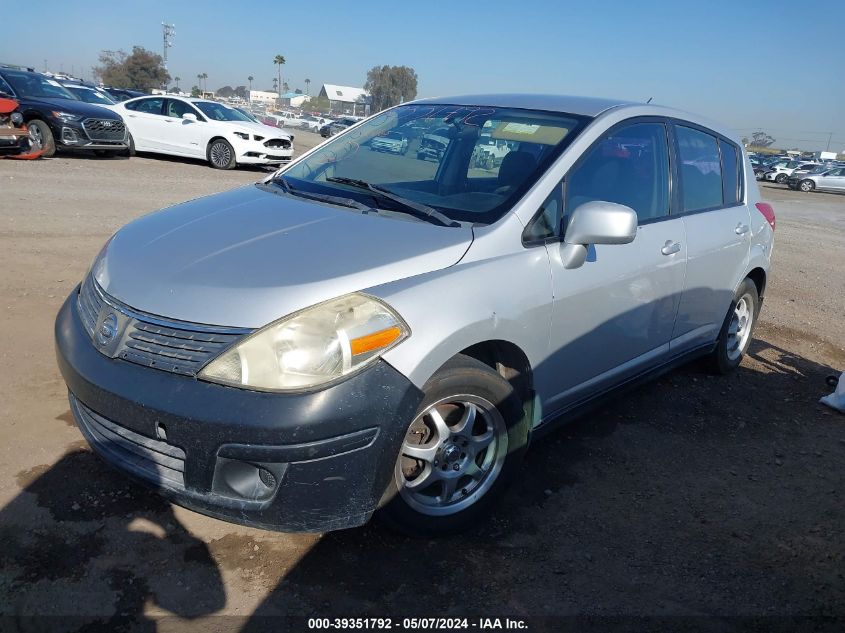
174, 76, 181, 91
282, 81, 289, 94
248, 75, 254, 91
273, 54, 286, 96
201, 73, 208, 93
272, 77, 278, 92
305, 78, 310, 95
196, 73, 202, 91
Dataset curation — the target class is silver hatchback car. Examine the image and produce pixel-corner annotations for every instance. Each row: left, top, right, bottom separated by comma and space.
56, 95, 775, 536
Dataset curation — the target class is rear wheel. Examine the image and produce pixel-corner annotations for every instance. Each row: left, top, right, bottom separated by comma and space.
208, 138, 236, 169
799, 179, 815, 192
709, 278, 759, 374
27, 120, 55, 158
378, 355, 529, 537
775, 173, 788, 184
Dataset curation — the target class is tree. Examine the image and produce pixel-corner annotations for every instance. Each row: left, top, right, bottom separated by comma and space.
248, 75, 254, 91
94, 47, 170, 90
364, 65, 417, 112
750, 131, 775, 148
273, 54, 286, 95
294, 88, 302, 94
233, 85, 248, 100
305, 78, 311, 95
190, 85, 201, 98
216, 85, 235, 98
272, 77, 278, 93
174, 76, 181, 91
304, 95, 332, 114
201, 73, 208, 92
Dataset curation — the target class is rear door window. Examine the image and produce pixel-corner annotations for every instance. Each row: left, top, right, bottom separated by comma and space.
719, 139, 740, 205
676, 126, 723, 212
126, 98, 164, 115
565, 122, 670, 223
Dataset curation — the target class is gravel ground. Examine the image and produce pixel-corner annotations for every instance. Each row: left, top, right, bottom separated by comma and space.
0, 143, 843, 631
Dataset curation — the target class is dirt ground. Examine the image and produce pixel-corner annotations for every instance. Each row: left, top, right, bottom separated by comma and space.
0, 140, 843, 631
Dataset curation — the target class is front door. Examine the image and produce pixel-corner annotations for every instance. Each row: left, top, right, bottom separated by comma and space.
123, 97, 166, 151
537, 121, 686, 415
161, 99, 204, 157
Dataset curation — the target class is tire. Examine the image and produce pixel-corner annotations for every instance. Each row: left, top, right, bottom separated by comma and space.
775, 173, 788, 184
27, 120, 55, 158
799, 179, 815, 193
708, 278, 759, 374
378, 354, 529, 537
122, 134, 136, 158
207, 138, 236, 169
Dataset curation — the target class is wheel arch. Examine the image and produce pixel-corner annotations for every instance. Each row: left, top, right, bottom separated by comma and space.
455, 340, 534, 405
745, 266, 767, 301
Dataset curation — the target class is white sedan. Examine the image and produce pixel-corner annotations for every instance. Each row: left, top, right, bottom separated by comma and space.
115, 96, 294, 169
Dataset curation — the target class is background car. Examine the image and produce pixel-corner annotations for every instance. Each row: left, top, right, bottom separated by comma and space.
102, 87, 148, 102
115, 95, 294, 169
319, 117, 357, 138
0, 68, 128, 157
370, 131, 409, 154
298, 114, 332, 132
787, 166, 845, 193
60, 83, 120, 112
0, 97, 43, 159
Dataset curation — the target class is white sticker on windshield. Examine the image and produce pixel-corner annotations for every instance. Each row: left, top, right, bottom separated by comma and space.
501, 123, 540, 134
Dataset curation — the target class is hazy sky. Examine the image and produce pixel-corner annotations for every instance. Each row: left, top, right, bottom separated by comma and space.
3, 0, 843, 151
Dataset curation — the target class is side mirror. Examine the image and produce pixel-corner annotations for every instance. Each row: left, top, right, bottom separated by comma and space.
560, 201, 638, 269
182, 112, 197, 122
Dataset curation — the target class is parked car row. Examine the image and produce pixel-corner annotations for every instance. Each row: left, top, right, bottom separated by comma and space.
751, 152, 845, 194
0, 67, 295, 169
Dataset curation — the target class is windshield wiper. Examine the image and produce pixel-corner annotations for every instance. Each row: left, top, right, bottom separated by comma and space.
325, 177, 459, 227
263, 178, 373, 212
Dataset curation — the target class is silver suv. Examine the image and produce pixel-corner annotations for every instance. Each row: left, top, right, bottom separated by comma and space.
55, 95, 775, 536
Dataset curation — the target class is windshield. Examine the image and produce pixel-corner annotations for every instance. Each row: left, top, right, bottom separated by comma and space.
235, 107, 259, 122
280, 103, 587, 225
66, 86, 116, 105
194, 101, 253, 122
2, 71, 76, 100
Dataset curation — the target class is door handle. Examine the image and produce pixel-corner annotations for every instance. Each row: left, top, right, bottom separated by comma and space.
735, 224, 749, 235
661, 240, 681, 256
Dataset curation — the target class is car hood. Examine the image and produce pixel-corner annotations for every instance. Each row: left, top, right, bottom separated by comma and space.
95, 184, 473, 328
26, 97, 122, 119
225, 120, 292, 139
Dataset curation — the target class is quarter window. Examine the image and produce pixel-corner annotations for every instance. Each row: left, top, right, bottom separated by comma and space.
677, 126, 723, 212
565, 122, 670, 223
719, 139, 740, 205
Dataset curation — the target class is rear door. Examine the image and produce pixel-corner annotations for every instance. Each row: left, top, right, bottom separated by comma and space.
816, 167, 845, 191
122, 97, 166, 151
670, 125, 750, 352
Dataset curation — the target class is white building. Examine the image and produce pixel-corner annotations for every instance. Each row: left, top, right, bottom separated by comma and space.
249, 90, 278, 106
318, 84, 370, 115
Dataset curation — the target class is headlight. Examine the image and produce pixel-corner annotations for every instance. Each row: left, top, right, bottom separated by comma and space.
10, 112, 23, 126
233, 131, 250, 140
51, 111, 81, 122
199, 293, 409, 391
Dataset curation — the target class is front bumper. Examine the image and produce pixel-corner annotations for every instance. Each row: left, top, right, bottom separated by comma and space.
55, 291, 423, 532
236, 139, 293, 165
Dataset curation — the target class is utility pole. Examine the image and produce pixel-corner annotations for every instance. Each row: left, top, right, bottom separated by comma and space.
826, 132, 833, 152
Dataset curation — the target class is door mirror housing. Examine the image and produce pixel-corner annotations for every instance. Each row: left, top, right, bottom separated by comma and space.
182, 112, 197, 122
560, 201, 638, 269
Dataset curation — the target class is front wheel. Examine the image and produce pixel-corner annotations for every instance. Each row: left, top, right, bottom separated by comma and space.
208, 139, 236, 169
709, 278, 759, 374
27, 120, 55, 158
775, 173, 788, 184
378, 355, 529, 537
799, 179, 815, 192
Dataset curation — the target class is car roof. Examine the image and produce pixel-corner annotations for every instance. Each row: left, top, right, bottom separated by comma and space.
409, 93, 637, 117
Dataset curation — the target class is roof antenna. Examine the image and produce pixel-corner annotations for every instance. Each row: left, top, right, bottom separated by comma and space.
646, 97, 653, 104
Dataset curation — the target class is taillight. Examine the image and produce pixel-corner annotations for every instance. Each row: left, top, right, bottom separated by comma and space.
755, 202, 776, 231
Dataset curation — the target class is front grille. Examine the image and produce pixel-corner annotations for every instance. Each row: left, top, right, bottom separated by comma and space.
76, 276, 249, 376
71, 395, 186, 489
263, 138, 291, 149
77, 274, 104, 337
120, 320, 242, 376
82, 118, 126, 141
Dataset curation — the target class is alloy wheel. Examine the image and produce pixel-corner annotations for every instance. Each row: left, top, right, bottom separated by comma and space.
28, 123, 43, 150
210, 141, 232, 168
726, 293, 754, 361
396, 395, 507, 516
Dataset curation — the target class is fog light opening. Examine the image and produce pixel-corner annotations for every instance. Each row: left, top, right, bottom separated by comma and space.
258, 467, 277, 489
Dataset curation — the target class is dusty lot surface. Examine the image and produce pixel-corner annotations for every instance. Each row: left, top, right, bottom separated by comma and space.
0, 144, 843, 630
